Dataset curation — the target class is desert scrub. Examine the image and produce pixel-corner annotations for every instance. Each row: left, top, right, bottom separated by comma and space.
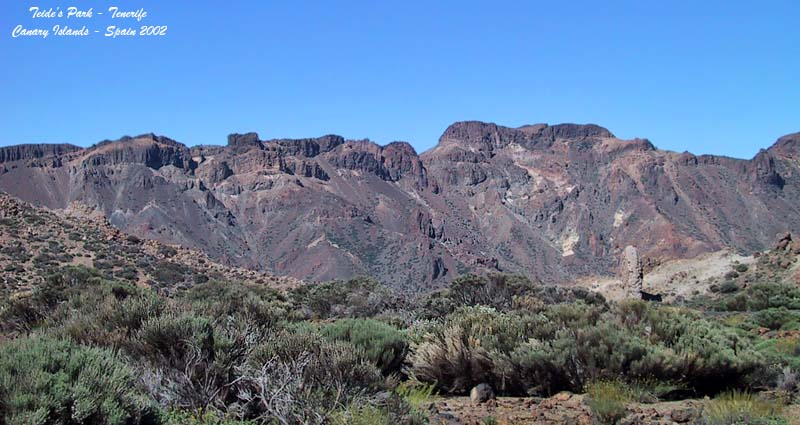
320, 318, 409, 375
410, 301, 766, 396
0, 265, 106, 334
0, 335, 156, 425
702, 390, 785, 425
585, 380, 632, 425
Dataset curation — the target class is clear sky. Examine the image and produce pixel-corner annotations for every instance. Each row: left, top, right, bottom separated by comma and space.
1, 1, 798, 158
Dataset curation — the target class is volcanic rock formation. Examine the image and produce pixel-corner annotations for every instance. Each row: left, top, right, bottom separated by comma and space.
1, 122, 798, 290
620, 246, 643, 298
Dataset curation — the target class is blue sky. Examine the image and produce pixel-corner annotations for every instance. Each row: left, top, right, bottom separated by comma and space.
1, 1, 798, 158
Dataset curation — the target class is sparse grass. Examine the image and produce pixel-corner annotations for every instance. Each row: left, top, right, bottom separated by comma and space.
586, 380, 632, 425
396, 382, 438, 411
329, 404, 391, 425
702, 390, 786, 425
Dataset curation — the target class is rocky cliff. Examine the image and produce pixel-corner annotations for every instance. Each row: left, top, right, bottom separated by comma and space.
1, 122, 797, 290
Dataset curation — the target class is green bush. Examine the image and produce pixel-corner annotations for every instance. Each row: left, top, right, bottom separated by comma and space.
133, 312, 262, 413
718, 281, 740, 294
0, 336, 155, 425
734, 283, 800, 311
135, 313, 215, 365
320, 318, 408, 375
754, 307, 798, 331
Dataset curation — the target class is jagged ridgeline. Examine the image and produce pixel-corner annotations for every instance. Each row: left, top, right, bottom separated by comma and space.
1, 122, 798, 290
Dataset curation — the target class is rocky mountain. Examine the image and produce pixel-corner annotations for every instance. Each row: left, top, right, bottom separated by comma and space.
1, 122, 798, 291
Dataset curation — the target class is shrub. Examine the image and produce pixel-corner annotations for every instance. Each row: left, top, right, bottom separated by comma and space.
776, 366, 799, 392
180, 280, 288, 327
754, 307, 797, 331
239, 331, 383, 422
409, 322, 493, 394
724, 271, 740, 280
586, 380, 631, 425
0, 336, 155, 425
0, 266, 105, 334
134, 313, 234, 411
159, 409, 255, 424
290, 277, 407, 320
42, 279, 165, 351
152, 261, 188, 285
320, 318, 409, 375
673, 320, 765, 393
430, 274, 606, 315
702, 390, 785, 425
746, 284, 800, 311
410, 301, 766, 396
137, 313, 266, 415
248, 331, 382, 395
718, 281, 739, 294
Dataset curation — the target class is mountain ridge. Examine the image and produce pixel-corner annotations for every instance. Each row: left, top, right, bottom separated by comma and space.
1, 121, 798, 290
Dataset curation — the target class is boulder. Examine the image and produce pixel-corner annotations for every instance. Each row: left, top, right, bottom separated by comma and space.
776, 232, 793, 251
470, 383, 495, 404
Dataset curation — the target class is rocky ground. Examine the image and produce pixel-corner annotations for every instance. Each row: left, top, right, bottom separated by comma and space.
427, 392, 800, 424
0, 193, 297, 296
429, 392, 699, 424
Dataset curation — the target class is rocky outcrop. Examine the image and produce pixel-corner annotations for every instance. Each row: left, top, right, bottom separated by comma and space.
227, 132, 262, 150
83, 135, 194, 170
749, 150, 785, 189
0, 143, 81, 163
621, 246, 643, 298
324, 140, 427, 185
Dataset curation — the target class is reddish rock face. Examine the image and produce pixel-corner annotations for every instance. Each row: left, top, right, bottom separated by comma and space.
1, 123, 798, 291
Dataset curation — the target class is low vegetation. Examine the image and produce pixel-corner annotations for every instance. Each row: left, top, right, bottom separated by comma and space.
2, 269, 799, 424
585, 380, 632, 425
702, 391, 786, 425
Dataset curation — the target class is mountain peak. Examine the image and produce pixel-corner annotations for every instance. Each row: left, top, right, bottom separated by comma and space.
768, 132, 800, 157
227, 132, 262, 149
